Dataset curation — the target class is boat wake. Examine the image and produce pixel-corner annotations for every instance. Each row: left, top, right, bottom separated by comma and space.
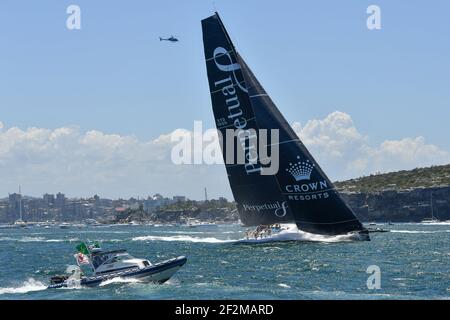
0, 236, 45, 242
0, 278, 46, 295
99, 277, 142, 287
132, 235, 234, 243
391, 230, 450, 234
418, 221, 450, 226
133, 225, 365, 244
236, 224, 364, 244
0, 236, 79, 243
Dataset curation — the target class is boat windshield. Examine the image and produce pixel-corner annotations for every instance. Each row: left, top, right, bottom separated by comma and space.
104, 253, 136, 265
91, 250, 133, 269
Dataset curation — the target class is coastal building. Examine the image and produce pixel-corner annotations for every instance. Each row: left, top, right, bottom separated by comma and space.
43, 193, 55, 206
8, 193, 23, 221
173, 196, 186, 203
141, 194, 176, 213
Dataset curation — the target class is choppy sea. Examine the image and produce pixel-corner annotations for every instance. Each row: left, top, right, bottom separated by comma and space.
0, 222, 449, 300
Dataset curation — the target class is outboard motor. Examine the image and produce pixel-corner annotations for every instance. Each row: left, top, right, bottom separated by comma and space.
50, 275, 69, 285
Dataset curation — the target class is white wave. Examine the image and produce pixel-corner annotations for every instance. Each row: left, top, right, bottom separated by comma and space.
237, 225, 361, 244
0, 237, 80, 243
0, 236, 45, 242
0, 237, 15, 241
20, 236, 46, 242
195, 282, 209, 286
164, 231, 205, 234
134, 225, 365, 244
418, 221, 450, 226
0, 278, 47, 295
165, 278, 180, 286
62, 279, 83, 289
76, 230, 130, 234
99, 277, 141, 287
391, 230, 450, 234
104, 239, 124, 242
296, 229, 362, 243
278, 283, 291, 288
46, 238, 79, 243
132, 235, 234, 243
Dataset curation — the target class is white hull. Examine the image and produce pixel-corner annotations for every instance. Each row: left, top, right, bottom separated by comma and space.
237, 224, 369, 244
135, 265, 183, 283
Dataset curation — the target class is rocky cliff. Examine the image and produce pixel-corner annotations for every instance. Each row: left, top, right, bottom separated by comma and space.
341, 186, 450, 222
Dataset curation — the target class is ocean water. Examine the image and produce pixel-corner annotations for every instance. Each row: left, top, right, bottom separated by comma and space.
0, 223, 449, 300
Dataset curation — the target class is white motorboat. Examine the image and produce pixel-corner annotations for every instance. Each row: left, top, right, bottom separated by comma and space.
48, 243, 187, 288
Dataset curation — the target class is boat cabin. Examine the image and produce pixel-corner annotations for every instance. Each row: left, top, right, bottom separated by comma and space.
90, 249, 152, 275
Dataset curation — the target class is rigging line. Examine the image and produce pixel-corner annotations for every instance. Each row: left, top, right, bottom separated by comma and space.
249, 94, 269, 98
217, 116, 257, 129
295, 218, 359, 225
205, 50, 234, 61
266, 138, 301, 147
210, 80, 246, 94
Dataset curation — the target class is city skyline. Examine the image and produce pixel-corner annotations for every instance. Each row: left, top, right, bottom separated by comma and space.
1, 191, 202, 201
1, 1, 449, 199
0, 189, 228, 223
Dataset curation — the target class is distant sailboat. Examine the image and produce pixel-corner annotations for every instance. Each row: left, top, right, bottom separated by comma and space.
201, 12, 369, 241
422, 192, 438, 223
14, 186, 27, 227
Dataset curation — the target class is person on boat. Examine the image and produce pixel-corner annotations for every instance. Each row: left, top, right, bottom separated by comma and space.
255, 225, 270, 239
253, 226, 260, 239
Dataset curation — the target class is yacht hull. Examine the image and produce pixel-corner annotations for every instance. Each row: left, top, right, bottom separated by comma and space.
236, 225, 370, 244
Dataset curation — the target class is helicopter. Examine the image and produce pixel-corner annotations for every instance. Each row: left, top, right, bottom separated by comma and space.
159, 35, 179, 42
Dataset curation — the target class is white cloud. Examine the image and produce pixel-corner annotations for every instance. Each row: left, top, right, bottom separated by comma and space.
0, 123, 228, 199
293, 111, 450, 181
0, 112, 449, 199
293, 111, 367, 160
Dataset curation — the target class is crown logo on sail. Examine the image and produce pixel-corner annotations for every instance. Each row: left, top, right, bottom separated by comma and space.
286, 157, 315, 181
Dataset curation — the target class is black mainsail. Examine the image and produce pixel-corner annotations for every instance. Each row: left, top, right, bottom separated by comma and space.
202, 13, 293, 226
202, 13, 368, 239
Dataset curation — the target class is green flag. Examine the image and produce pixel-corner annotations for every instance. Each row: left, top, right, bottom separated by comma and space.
76, 242, 89, 255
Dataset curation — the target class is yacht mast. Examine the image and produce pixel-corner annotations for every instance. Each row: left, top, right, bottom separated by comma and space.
19, 185, 23, 221
430, 192, 434, 220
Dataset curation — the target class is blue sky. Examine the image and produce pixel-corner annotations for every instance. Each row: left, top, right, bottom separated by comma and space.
0, 1, 449, 199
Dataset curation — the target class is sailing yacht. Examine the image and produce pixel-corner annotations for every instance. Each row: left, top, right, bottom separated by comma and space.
422, 192, 438, 223
202, 13, 369, 241
13, 186, 27, 228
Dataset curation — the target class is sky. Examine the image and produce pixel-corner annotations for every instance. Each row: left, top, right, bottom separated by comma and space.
0, 0, 449, 200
